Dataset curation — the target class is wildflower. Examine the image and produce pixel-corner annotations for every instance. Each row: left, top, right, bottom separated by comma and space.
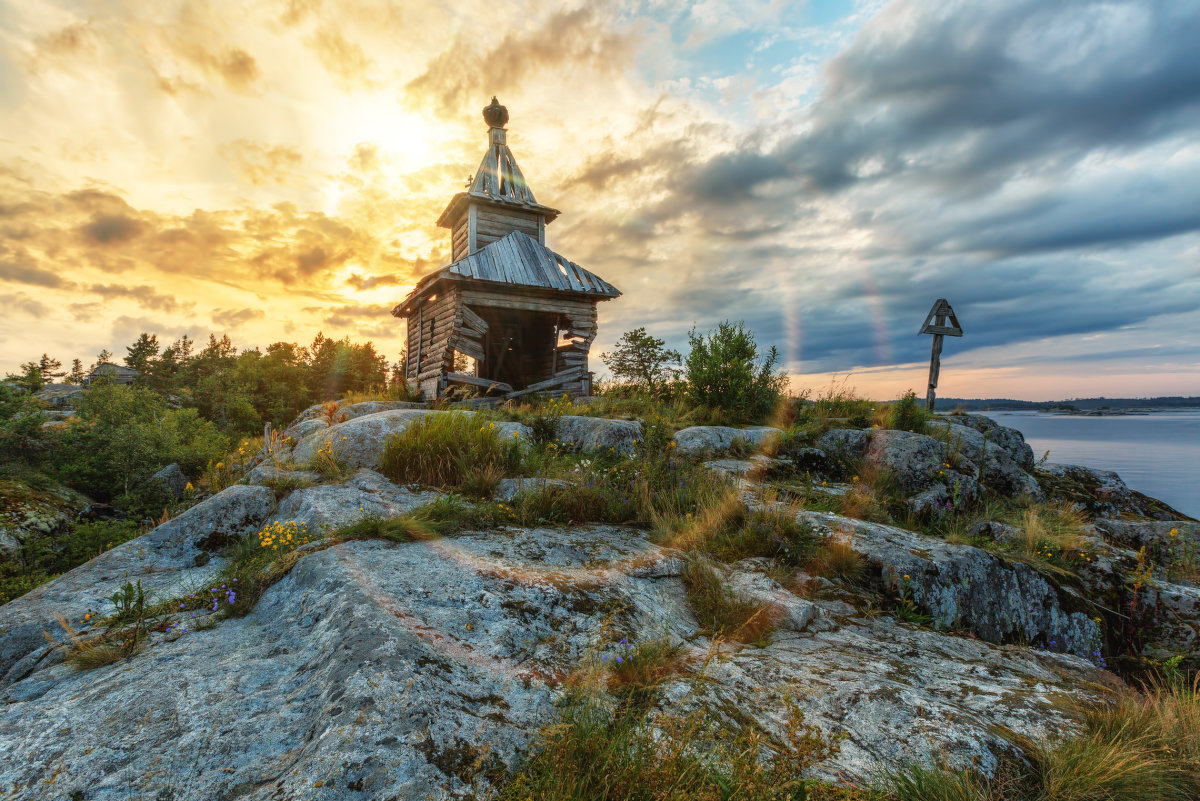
903, 574, 910, 580
1170, 528, 1179, 538
215, 461, 224, 470
184, 482, 194, 492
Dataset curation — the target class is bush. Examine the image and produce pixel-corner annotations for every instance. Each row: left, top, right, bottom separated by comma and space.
683, 321, 788, 423
379, 414, 522, 488
884, 390, 931, 433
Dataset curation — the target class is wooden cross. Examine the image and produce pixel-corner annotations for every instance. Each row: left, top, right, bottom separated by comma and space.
918, 298, 963, 411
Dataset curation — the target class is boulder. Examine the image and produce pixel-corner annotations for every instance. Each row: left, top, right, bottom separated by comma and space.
865, 428, 980, 513
673, 426, 783, 457
269, 470, 439, 534
795, 510, 1103, 659
554, 416, 642, 456
148, 463, 190, 500
291, 409, 453, 469
816, 428, 872, 461
1038, 463, 1188, 520
292, 400, 427, 426
494, 477, 569, 502
283, 418, 329, 442
242, 464, 321, 488
926, 421, 1042, 500
945, 413, 1035, 469
0, 525, 1112, 796
0, 484, 276, 684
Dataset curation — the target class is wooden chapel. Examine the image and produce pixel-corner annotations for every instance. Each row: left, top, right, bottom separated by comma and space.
393, 98, 622, 400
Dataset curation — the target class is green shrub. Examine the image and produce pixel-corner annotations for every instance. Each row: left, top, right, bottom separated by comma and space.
683, 321, 789, 423
379, 414, 522, 488
884, 390, 931, 433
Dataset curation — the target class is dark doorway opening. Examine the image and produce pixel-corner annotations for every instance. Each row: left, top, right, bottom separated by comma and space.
477, 308, 558, 390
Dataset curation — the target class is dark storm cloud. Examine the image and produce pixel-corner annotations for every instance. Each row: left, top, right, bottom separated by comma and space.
571, 0, 1200, 377
683, 0, 1200, 205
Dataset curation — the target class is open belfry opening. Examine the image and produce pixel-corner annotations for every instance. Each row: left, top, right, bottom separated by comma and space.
393, 97, 622, 400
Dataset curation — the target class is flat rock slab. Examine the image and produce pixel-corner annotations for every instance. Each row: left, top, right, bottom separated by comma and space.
0, 485, 277, 683
270, 470, 440, 534
553, 416, 643, 456
674, 426, 783, 457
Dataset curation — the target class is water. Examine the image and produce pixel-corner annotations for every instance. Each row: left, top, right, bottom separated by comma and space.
978, 410, 1199, 518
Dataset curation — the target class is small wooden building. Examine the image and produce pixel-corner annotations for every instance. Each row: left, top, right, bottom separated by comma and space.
85, 362, 138, 385
393, 98, 621, 400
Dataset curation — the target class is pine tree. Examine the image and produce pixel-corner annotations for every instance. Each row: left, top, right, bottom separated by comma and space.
66, 359, 86, 385
125, 333, 160, 375
37, 354, 64, 382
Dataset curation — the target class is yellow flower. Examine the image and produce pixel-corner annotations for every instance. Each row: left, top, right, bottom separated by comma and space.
215, 461, 224, 470
184, 482, 194, 492
1169, 528, 1179, 538
852, 476, 859, 483
513, 431, 520, 438
903, 574, 910, 580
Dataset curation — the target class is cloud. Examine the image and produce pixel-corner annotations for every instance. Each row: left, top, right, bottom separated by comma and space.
310, 302, 393, 328
10, 292, 49, 317
404, 5, 639, 115
212, 307, 266, 328
218, 140, 304, 186
89, 284, 187, 313
0, 248, 73, 288
308, 28, 375, 88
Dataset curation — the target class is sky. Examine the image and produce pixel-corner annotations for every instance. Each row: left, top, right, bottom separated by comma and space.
1, 0, 1198, 401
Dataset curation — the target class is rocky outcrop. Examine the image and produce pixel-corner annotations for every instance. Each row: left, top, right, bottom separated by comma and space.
946, 413, 1036, 469
0, 477, 90, 563
291, 411, 534, 470
292, 400, 427, 425
270, 469, 438, 534
148, 463, 190, 499
673, 426, 783, 457
0, 484, 276, 683
291, 409, 450, 468
926, 421, 1042, 500
865, 428, 981, 514
242, 463, 321, 488
553, 416, 642, 456
796, 511, 1103, 659
0, 523, 1111, 798
1038, 463, 1191, 520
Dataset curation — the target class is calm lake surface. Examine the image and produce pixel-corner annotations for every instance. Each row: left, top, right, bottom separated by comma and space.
978, 410, 1199, 518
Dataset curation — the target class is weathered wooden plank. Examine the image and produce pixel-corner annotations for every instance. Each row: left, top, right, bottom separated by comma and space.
446, 372, 512, 394
502, 368, 583, 399
477, 207, 537, 225
453, 340, 485, 363
460, 290, 596, 315
922, 325, 963, 338
460, 304, 489, 334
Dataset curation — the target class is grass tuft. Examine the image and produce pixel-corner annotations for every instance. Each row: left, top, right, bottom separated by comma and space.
379, 413, 521, 488
680, 556, 778, 644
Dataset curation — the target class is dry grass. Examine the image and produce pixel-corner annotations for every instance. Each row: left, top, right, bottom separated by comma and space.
605, 637, 692, 700
807, 533, 867, 583
491, 688, 861, 801
57, 616, 137, 670
679, 556, 779, 644
882, 678, 1200, 801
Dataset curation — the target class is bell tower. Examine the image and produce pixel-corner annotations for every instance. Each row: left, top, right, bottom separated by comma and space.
435, 97, 561, 261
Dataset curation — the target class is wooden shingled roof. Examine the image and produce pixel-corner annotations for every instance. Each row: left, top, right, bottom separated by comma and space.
394, 230, 620, 315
